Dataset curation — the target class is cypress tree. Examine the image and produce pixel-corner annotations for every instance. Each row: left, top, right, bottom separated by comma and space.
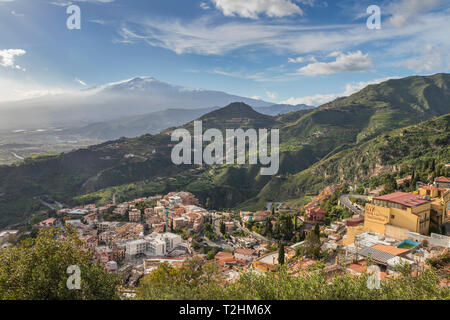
266, 218, 273, 236
278, 243, 285, 265
314, 223, 320, 236
220, 221, 226, 234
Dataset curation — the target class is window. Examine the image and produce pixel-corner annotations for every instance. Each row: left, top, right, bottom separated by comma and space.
390, 215, 395, 219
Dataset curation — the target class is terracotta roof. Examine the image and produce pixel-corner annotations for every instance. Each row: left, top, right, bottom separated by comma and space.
254, 211, 270, 217
371, 244, 409, 256
309, 207, 326, 214
234, 248, 255, 256
435, 176, 450, 183
374, 192, 430, 207
215, 252, 233, 260
348, 262, 367, 274
40, 217, 57, 224
295, 258, 317, 270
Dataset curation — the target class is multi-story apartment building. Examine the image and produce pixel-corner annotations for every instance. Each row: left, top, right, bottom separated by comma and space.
126, 239, 148, 257
128, 209, 141, 222
364, 192, 431, 235
124, 232, 182, 259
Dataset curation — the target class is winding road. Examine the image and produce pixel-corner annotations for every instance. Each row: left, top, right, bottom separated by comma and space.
339, 194, 370, 216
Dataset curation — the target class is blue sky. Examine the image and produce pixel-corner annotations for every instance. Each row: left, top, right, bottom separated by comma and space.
0, 0, 449, 105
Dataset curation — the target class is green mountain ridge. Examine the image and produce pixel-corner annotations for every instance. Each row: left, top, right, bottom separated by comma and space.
0, 73, 449, 227
247, 113, 450, 209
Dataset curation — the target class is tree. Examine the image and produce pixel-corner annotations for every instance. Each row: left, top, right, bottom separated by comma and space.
278, 212, 294, 241
205, 198, 211, 210
300, 231, 306, 241
383, 174, 398, 194
0, 228, 120, 300
272, 222, 281, 240
137, 260, 449, 300
48, 209, 57, 218
411, 170, 419, 191
138, 257, 223, 300
278, 243, 285, 266
220, 221, 226, 235
314, 223, 320, 237
297, 231, 322, 259
356, 186, 365, 195
265, 218, 273, 236
430, 159, 436, 172
440, 224, 446, 235
341, 183, 349, 194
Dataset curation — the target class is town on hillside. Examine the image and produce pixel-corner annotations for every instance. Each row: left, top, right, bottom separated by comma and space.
2, 174, 449, 297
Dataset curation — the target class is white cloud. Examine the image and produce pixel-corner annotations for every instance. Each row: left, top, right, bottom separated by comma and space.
200, 2, 210, 10
341, 77, 401, 96
74, 78, 87, 86
388, 0, 445, 27
212, 68, 287, 82
288, 57, 304, 63
50, 0, 114, 6
212, 0, 303, 19
280, 76, 399, 106
297, 51, 373, 76
11, 10, 25, 16
0, 76, 67, 103
288, 55, 316, 63
266, 91, 277, 99
90, 19, 108, 25
0, 49, 26, 69
281, 93, 338, 106
117, 9, 450, 60
398, 44, 445, 72
327, 50, 341, 57
117, 17, 360, 56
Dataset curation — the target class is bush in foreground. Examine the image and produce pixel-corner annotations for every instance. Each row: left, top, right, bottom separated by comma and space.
137, 257, 450, 300
0, 228, 120, 300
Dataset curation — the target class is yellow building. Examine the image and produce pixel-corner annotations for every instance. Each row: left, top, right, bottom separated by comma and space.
364, 192, 431, 236
342, 225, 365, 246
418, 186, 450, 228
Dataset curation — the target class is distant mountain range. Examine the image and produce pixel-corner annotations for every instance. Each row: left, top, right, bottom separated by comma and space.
0, 73, 449, 228
0, 76, 274, 132
66, 103, 313, 140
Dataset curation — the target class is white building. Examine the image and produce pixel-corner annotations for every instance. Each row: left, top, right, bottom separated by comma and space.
125, 232, 182, 259
106, 261, 118, 273
234, 248, 256, 262
68, 209, 89, 218
168, 196, 182, 207
126, 239, 148, 256
0, 230, 19, 243
146, 232, 182, 251
146, 238, 166, 256
163, 232, 182, 250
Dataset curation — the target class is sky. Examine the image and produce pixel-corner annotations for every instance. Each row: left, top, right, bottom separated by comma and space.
0, 0, 449, 105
